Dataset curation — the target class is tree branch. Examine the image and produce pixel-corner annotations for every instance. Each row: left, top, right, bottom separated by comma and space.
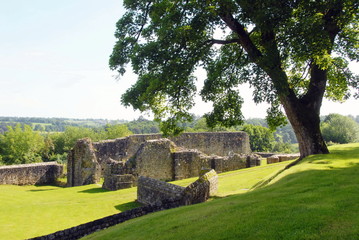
135, 2, 152, 43
205, 38, 240, 45
217, 9, 262, 62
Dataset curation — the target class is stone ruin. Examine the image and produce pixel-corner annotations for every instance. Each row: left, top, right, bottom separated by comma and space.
0, 162, 63, 185
137, 169, 218, 206
266, 154, 300, 164
67, 132, 260, 190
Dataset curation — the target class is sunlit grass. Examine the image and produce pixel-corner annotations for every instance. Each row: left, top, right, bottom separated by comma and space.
0, 157, 289, 239
0, 184, 139, 240
83, 143, 359, 240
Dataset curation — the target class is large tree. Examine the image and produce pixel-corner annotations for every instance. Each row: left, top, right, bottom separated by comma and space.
110, 0, 358, 158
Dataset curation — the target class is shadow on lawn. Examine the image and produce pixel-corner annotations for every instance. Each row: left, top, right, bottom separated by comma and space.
78, 187, 110, 194
115, 201, 141, 212
28, 188, 56, 192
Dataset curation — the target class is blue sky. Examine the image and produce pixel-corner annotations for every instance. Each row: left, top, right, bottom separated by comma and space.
0, 1, 358, 121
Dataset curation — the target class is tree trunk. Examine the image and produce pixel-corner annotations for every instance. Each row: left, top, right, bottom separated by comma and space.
281, 93, 329, 159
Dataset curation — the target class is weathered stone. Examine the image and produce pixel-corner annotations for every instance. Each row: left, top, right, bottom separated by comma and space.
102, 159, 137, 190
0, 162, 63, 185
102, 174, 136, 191
267, 154, 299, 164
67, 132, 253, 187
67, 138, 101, 187
173, 150, 211, 180
135, 139, 176, 181
182, 169, 218, 205
137, 176, 185, 206
137, 169, 218, 206
246, 154, 261, 167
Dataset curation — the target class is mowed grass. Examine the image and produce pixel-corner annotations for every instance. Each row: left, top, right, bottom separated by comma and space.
0, 159, 289, 239
0, 184, 139, 239
83, 143, 359, 240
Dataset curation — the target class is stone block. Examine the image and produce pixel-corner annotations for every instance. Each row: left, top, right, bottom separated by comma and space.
136, 139, 176, 181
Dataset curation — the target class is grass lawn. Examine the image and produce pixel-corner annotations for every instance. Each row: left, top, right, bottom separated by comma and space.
83, 143, 359, 240
0, 158, 289, 239
0, 184, 139, 240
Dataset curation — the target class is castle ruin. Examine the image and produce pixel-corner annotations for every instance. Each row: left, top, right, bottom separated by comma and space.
67, 132, 260, 190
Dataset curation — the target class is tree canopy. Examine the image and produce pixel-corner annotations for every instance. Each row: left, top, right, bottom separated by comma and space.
110, 0, 358, 157
321, 114, 359, 143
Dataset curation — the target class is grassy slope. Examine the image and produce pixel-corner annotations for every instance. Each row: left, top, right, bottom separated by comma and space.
0, 159, 288, 239
83, 143, 359, 240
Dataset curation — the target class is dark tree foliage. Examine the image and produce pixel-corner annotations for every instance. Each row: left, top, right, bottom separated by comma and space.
110, 0, 358, 158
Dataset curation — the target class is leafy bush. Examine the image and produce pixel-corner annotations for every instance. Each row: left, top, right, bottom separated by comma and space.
242, 124, 274, 152
0, 124, 45, 165
321, 114, 359, 144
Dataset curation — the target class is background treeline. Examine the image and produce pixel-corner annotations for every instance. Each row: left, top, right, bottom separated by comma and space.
0, 114, 358, 166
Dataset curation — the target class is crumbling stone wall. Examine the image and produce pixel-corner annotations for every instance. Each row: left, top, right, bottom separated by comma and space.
137, 169, 218, 206
267, 154, 300, 164
173, 150, 211, 180
67, 138, 101, 187
102, 159, 137, 190
182, 169, 218, 205
0, 162, 63, 185
171, 132, 250, 156
137, 176, 185, 206
68, 132, 253, 187
135, 139, 177, 181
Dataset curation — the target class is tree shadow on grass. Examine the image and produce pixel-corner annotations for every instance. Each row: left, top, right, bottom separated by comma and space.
115, 201, 142, 212
28, 188, 56, 192
78, 187, 110, 194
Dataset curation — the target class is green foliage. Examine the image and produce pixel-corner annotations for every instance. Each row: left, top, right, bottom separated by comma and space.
104, 124, 132, 139
242, 124, 274, 152
125, 116, 160, 134
0, 123, 133, 166
0, 124, 45, 165
110, 0, 358, 135
321, 113, 359, 143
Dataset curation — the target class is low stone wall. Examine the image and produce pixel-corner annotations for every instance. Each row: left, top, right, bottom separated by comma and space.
137, 176, 185, 206
267, 154, 300, 164
0, 162, 63, 185
182, 169, 218, 205
137, 169, 218, 206
29, 200, 182, 240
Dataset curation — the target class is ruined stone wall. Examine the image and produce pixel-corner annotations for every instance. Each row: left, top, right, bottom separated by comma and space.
171, 132, 251, 156
92, 131, 250, 165
93, 134, 163, 164
173, 150, 211, 180
67, 132, 252, 187
267, 154, 300, 164
0, 162, 63, 185
67, 138, 101, 187
135, 139, 177, 181
102, 159, 137, 191
137, 176, 185, 206
137, 169, 218, 206
182, 169, 218, 205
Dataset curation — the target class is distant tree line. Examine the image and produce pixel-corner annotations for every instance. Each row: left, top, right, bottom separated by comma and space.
0, 124, 132, 166
0, 114, 358, 165
0, 117, 127, 134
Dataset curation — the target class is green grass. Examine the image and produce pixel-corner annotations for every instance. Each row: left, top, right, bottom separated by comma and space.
83, 143, 359, 240
0, 158, 289, 239
0, 184, 139, 240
